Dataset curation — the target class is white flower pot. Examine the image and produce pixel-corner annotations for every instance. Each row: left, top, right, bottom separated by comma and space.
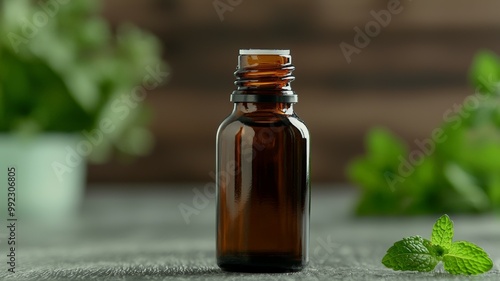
0, 134, 85, 223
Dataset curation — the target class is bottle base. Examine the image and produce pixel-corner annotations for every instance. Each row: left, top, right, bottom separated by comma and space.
217, 254, 306, 273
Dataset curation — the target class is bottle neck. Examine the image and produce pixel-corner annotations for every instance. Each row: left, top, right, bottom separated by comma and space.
231, 53, 297, 103
233, 102, 294, 115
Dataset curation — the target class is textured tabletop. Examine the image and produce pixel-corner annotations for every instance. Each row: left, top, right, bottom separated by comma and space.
1, 185, 499, 280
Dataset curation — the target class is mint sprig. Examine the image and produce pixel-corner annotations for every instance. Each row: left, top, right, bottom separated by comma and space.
382, 215, 493, 275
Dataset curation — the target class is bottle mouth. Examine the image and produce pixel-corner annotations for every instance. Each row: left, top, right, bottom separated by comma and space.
239, 49, 290, 56
232, 49, 297, 103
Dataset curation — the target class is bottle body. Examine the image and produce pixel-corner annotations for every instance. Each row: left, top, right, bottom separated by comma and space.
216, 50, 310, 272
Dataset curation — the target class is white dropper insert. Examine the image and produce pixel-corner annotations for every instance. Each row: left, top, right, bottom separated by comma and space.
239, 49, 290, 55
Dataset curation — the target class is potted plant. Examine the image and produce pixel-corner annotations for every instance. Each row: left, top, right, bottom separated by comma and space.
0, 0, 167, 221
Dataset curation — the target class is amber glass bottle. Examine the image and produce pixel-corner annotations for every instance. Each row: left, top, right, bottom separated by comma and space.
216, 49, 310, 272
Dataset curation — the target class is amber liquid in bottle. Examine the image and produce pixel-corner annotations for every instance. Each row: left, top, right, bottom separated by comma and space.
216, 49, 310, 272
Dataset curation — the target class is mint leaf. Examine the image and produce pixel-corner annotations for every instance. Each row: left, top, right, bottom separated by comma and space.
470, 51, 500, 95
382, 236, 439, 272
443, 241, 493, 275
383, 215, 494, 275
431, 214, 454, 250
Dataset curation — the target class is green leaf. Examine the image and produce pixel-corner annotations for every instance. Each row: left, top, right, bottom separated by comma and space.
366, 127, 407, 168
469, 50, 500, 95
431, 214, 454, 251
443, 241, 493, 275
382, 236, 438, 272
444, 163, 490, 211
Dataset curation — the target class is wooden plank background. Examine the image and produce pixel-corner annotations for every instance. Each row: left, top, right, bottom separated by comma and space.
88, 0, 500, 184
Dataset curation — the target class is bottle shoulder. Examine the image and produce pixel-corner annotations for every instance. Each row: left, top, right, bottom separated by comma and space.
217, 112, 309, 139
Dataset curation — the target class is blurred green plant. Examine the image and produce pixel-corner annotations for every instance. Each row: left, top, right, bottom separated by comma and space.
348, 50, 500, 215
0, 0, 167, 162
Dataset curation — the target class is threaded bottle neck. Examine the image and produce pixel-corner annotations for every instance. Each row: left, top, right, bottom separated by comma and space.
231, 49, 297, 103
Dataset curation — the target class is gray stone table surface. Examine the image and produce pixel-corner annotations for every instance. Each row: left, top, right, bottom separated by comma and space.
0, 184, 499, 280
